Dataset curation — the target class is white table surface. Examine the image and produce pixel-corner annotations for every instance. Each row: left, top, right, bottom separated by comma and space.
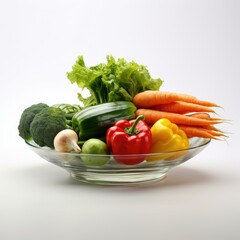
1, 139, 239, 240
1, 1, 239, 239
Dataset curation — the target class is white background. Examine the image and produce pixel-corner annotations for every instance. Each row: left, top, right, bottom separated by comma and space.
0, 0, 239, 240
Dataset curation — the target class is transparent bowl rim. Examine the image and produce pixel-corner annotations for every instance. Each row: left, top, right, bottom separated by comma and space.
25, 137, 211, 157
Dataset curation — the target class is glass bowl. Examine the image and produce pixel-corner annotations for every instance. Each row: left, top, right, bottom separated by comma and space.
25, 137, 210, 185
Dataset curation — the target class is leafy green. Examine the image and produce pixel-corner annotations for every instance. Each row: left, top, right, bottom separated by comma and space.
67, 55, 163, 107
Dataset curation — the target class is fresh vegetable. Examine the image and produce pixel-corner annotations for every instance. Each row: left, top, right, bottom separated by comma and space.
147, 118, 189, 161
53, 129, 81, 153
18, 103, 49, 140
81, 138, 109, 166
135, 109, 222, 126
67, 55, 163, 107
186, 112, 213, 119
106, 115, 151, 165
52, 103, 81, 120
133, 90, 219, 108
30, 107, 70, 148
72, 101, 137, 140
178, 125, 226, 140
153, 101, 215, 114
133, 89, 227, 139
185, 112, 225, 132
187, 112, 223, 123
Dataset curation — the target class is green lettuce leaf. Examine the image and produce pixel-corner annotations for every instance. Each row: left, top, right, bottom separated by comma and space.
67, 55, 163, 107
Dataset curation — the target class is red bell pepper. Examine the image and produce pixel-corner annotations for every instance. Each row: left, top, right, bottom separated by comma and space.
106, 115, 151, 165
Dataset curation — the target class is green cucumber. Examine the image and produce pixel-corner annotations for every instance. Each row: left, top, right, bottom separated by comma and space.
72, 101, 136, 140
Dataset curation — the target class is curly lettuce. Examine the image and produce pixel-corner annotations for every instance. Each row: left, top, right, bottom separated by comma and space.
67, 55, 163, 107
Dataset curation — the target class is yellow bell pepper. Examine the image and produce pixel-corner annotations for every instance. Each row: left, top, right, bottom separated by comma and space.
147, 118, 189, 161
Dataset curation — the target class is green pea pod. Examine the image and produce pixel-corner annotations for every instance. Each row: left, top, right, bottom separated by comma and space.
52, 103, 82, 120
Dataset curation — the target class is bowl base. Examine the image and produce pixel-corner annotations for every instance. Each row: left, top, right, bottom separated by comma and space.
70, 171, 168, 185
26, 138, 211, 185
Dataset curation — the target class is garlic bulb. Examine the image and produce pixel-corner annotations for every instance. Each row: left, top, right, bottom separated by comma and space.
54, 129, 81, 153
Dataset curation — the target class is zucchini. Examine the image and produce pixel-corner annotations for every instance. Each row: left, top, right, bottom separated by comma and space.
72, 101, 136, 140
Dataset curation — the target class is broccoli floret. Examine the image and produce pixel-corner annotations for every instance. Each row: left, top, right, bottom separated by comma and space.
18, 103, 49, 140
30, 107, 67, 148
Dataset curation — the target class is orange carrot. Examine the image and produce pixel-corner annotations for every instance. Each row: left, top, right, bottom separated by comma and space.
186, 112, 220, 120
178, 125, 226, 140
185, 113, 222, 131
133, 90, 219, 108
186, 112, 212, 119
198, 124, 220, 131
153, 101, 215, 114
206, 129, 227, 138
186, 112, 226, 124
136, 109, 222, 126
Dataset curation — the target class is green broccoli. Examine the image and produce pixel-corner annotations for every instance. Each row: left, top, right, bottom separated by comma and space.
29, 107, 68, 148
18, 103, 49, 140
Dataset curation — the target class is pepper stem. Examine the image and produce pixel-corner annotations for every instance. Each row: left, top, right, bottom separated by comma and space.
124, 115, 145, 135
